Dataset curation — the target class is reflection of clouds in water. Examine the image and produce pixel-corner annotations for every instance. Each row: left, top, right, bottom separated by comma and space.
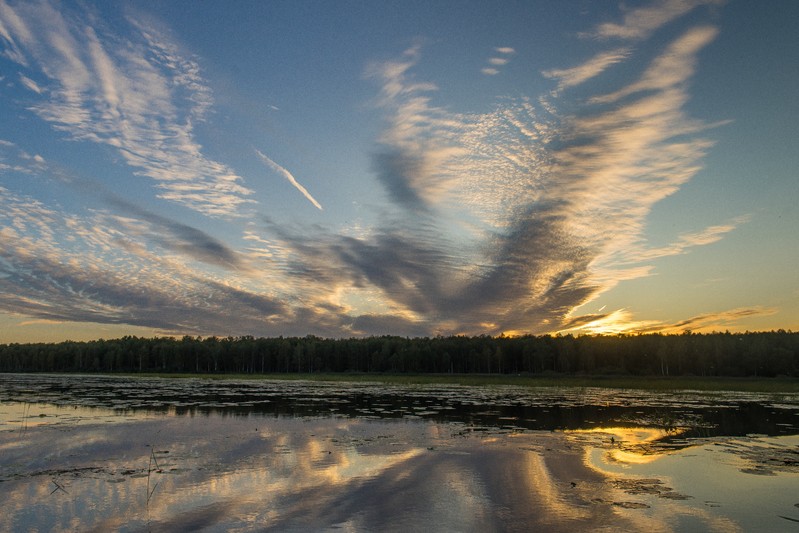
1, 402, 797, 532
0, 413, 421, 530
573, 427, 779, 533
0, 410, 638, 531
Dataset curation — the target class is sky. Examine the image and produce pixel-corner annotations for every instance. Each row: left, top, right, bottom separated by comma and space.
0, 0, 797, 343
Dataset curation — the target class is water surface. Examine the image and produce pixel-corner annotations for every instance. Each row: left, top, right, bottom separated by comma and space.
1, 374, 797, 531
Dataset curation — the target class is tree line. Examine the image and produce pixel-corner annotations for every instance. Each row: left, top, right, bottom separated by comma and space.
0, 331, 797, 377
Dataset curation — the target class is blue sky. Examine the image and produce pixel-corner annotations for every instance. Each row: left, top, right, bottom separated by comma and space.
0, 0, 797, 342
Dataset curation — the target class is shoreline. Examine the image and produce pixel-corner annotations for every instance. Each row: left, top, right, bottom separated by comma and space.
30, 371, 799, 392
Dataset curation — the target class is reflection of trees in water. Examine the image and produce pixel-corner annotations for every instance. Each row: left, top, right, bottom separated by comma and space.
1, 374, 797, 439
1, 393, 797, 532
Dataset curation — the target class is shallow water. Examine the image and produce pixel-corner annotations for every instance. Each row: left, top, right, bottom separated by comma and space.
1, 374, 797, 532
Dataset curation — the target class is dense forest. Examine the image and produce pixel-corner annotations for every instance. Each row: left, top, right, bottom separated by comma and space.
1, 331, 797, 377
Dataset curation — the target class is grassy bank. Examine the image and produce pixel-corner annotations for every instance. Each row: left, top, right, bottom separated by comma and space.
121, 372, 799, 392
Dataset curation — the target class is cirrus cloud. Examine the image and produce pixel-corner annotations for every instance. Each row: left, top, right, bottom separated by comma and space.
0, 0, 253, 217
0, 0, 754, 339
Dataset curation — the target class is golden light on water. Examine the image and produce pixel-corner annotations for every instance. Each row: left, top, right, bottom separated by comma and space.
567, 426, 688, 466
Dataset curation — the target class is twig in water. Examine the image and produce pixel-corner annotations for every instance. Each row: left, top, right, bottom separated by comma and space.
146, 447, 160, 505
50, 479, 68, 495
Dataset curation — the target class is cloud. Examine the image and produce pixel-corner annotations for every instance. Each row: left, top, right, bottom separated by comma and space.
5, 148, 250, 273
0, 0, 29, 64
17, 318, 64, 327
560, 306, 779, 335
557, 308, 666, 335
542, 48, 631, 92
266, 90, 599, 334
366, 49, 469, 211
255, 150, 323, 211
104, 196, 249, 272
18, 73, 42, 93
0, 186, 291, 336
661, 306, 779, 333
481, 46, 515, 76
590, 26, 719, 104
0, 140, 48, 174
349, 313, 430, 338
562, 306, 779, 336
587, 0, 723, 41
304, 20, 730, 336
0, 3, 745, 339
0, 1, 252, 217
542, 26, 723, 287
618, 216, 749, 264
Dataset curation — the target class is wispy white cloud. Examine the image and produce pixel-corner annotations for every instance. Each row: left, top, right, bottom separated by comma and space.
0, 140, 47, 174
590, 26, 718, 104
367, 48, 469, 211
481, 46, 515, 76
543, 48, 630, 93
615, 216, 749, 265
255, 150, 323, 211
587, 0, 723, 41
18, 73, 42, 93
0, 1, 252, 217
0, 0, 29, 64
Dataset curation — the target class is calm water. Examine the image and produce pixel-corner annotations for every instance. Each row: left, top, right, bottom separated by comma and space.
1, 374, 798, 532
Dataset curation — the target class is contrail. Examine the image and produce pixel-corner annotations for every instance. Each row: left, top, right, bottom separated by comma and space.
255, 149, 323, 210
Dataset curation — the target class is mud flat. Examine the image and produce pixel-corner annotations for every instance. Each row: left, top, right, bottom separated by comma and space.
1, 374, 798, 532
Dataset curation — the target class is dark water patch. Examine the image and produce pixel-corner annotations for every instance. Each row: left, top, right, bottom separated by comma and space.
1, 374, 798, 440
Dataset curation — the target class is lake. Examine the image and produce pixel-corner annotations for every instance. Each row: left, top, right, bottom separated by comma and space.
1, 374, 797, 532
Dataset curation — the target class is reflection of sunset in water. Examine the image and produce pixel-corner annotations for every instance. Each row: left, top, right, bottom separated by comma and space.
568, 426, 688, 465
2, 377, 798, 532
0, 406, 649, 532
566, 427, 799, 533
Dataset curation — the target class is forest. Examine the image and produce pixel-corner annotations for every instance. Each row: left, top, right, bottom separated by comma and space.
0, 331, 797, 378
